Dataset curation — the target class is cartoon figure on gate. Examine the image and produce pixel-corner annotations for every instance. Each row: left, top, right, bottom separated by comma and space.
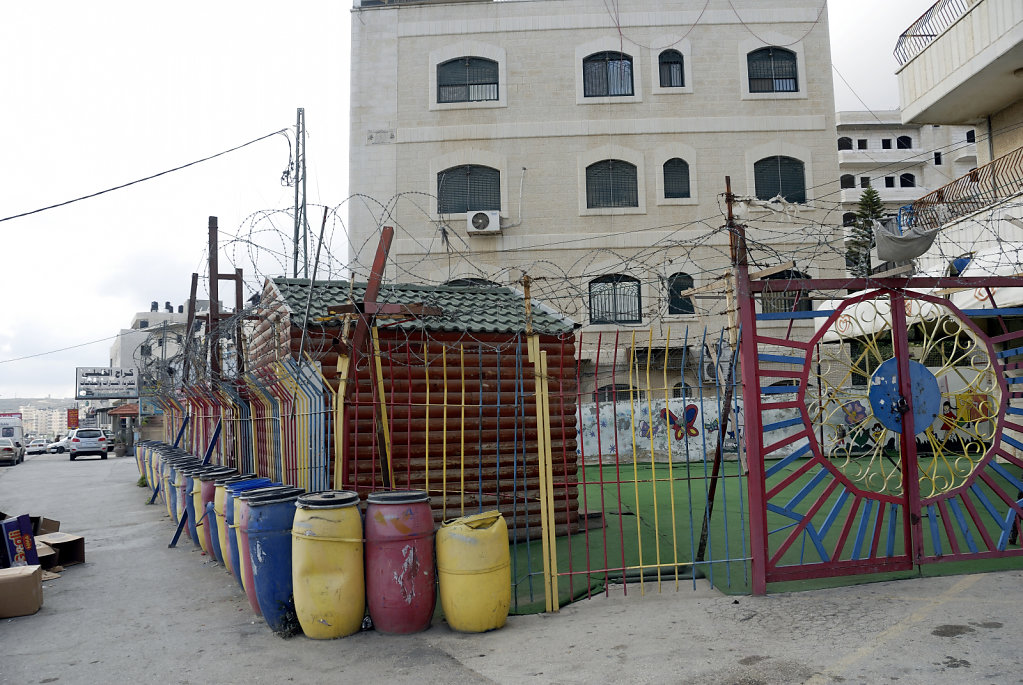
661, 405, 700, 440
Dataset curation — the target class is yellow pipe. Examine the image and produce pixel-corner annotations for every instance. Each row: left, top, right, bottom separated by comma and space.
628, 332, 644, 595
662, 328, 681, 588
644, 329, 662, 590
371, 325, 394, 487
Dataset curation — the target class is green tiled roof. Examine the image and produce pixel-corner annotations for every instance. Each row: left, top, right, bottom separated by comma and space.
269, 278, 576, 335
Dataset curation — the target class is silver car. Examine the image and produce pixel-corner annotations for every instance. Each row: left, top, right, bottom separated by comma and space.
69, 428, 108, 461
0, 437, 21, 465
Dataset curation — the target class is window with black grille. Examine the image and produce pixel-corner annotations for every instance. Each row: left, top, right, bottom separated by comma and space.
586, 160, 638, 208
589, 274, 642, 324
663, 158, 690, 199
896, 135, 912, 149
837, 137, 853, 151
658, 50, 684, 88
840, 174, 855, 189
761, 269, 812, 314
437, 57, 499, 103
583, 52, 634, 97
437, 165, 501, 214
900, 172, 916, 187
668, 272, 695, 315
747, 47, 797, 93
753, 156, 805, 203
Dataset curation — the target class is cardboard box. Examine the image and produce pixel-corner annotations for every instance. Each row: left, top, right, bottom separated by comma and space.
1, 515, 39, 567
30, 517, 60, 536
0, 565, 43, 618
35, 541, 58, 570
35, 532, 85, 567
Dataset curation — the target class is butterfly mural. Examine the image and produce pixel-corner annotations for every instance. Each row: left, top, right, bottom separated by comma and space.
661, 405, 700, 440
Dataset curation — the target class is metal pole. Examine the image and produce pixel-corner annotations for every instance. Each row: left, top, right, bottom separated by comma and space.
209, 217, 221, 382
293, 108, 302, 278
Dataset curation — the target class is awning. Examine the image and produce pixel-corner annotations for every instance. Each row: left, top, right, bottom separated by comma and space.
108, 403, 140, 417
814, 246, 1023, 343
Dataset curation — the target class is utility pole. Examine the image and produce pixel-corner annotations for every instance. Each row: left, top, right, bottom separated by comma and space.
292, 107, 308, 278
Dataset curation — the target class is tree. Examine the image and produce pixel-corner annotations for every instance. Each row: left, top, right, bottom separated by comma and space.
846, 186, 885, 278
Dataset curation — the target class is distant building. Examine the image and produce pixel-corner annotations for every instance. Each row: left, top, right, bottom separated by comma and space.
836, 110, 977, 223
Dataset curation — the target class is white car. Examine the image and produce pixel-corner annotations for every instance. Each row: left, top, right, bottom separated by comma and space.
69, 428, 108, 461
48, 434, 72, 453
26, 439, 48, 455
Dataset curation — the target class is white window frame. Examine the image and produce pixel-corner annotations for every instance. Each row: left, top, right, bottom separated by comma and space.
655, 142, 698, 206
649, 38, 693, 95
575, 37, 643, 106
429, 42, 507, 111
738, 37, 807, 101
578, 144, 646, 215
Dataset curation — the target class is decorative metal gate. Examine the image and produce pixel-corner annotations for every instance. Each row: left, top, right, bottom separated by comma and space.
740, 262, 1023, 594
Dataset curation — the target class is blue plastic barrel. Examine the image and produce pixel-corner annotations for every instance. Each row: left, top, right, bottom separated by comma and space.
247, 490, 305, 636
225, 478, 276, 588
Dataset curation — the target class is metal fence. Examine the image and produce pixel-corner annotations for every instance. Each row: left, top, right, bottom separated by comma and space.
894, 0, 970, 66
158, 325, 752, 612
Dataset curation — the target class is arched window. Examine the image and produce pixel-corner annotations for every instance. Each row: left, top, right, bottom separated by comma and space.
837, 137, 853, 151
900, 173, 916, 187
663, 158, 691, 199
668, 272, 695, 315
437, 165, 501, 214
896, 135, 912, 149
437, 57, 499, 103
840, 174, 855, 189
842, 212, 857, 227
747, 47, 797, 93
762, 269, 812, 314
672, 381, 691, 398
754, 156, 806, 203
595, 384, 643, 403
586, 160, 638, 208
589, 274, 642, 324
658, 50, 684, 88
583, 51, 634, 97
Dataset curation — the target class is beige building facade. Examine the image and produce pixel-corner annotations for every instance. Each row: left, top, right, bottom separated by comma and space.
348, 0, 844, 390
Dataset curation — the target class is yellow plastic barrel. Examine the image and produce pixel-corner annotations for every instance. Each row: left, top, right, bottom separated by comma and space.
436, 510, 510, 633
291, 491, 365, 639
191, 474, 209, 555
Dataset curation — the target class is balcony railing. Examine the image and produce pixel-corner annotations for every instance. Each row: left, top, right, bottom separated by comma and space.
907, 146, 1023, 230
894, 0, 971, 66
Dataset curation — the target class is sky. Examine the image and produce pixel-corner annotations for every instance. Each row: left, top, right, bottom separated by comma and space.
0, 0, 935, 399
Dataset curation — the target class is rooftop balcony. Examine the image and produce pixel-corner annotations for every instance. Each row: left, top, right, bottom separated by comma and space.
896, 0, 1023, 125
908, 145, 1023, 229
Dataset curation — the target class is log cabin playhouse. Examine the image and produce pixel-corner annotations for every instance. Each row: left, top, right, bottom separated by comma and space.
248, 277, 581, 538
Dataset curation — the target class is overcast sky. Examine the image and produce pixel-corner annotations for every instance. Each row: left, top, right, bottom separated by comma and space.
0, 0, 934, 399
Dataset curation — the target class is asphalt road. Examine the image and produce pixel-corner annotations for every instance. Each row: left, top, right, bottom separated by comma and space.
2, 452, 1022, 685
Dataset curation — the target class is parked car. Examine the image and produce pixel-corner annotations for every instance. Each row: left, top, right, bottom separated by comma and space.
26, 439, 48, 455
0, 437, 22, 465
69, 428, 108, 461
103, 429, 116, 452
48, 433, 73, 453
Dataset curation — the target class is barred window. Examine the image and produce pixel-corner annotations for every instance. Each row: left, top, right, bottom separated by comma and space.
658, 50, 684, 88
589, 274, 642, 324
747, 47, 797, 93
896, 135, 912, 149
668, 272, 695, 315
842, 212, 857, 227
900, 172, 916, 188
840, 174, 855, 189
761, 269, 812, 314
437, 165, 500, 214
437, 57, 499, 103
594, 383, 644, 403
754, 156, 806, 203
586, 160, 638, 208
583, 51, 634, 97
837, 137, 853, 151
663, 158, 691, 199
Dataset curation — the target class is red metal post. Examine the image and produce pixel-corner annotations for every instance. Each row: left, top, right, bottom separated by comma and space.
890, 291, 924, 563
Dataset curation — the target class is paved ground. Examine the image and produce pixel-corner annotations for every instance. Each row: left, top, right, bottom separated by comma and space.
2, 452, 1022, 685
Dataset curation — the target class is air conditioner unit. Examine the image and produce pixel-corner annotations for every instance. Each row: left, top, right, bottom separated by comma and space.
466, 210, 501, 234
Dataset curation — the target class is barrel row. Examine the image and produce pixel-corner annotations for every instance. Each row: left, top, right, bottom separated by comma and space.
134, 440, 513, 638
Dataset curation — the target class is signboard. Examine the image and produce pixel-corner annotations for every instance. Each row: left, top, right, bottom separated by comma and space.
67, 409, 79, 429
75, 367, 138, 400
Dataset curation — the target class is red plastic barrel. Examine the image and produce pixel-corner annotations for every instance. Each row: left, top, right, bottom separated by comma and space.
364, 490, 435, 634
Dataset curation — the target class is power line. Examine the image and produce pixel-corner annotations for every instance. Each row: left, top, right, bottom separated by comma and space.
0, 128, 289, 224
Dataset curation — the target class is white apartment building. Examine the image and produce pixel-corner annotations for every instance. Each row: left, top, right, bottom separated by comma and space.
836, 110, 977, 222
894, 0, 1023, 283
348, 0, 843, 390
